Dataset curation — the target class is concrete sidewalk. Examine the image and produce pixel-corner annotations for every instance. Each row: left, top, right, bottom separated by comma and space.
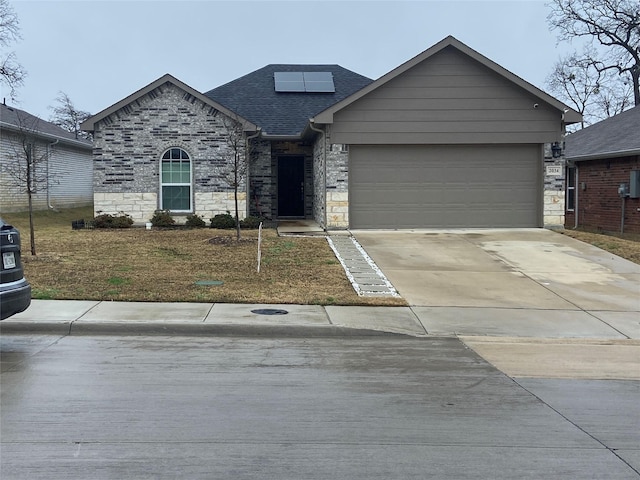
3, 299, 638, 339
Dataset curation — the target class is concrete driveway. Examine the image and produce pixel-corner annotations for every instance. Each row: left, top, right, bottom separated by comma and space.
353, 229, 640, 340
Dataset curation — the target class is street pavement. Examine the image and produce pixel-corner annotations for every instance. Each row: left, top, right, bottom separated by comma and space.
1, 334, 639, 479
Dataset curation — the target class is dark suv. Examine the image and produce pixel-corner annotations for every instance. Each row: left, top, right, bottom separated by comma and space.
0, 218, 31, 320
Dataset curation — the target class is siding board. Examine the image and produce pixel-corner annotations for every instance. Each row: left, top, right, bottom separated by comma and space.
330, 46, 561, 145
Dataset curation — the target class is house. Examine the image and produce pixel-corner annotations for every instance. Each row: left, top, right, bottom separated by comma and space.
0, 103, 93, 213
564, 105, 640, 234
81, 36, 581, 229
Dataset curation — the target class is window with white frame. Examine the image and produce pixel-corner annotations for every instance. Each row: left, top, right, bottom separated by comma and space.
161, 148, 192, 211
566, 166, 576, 211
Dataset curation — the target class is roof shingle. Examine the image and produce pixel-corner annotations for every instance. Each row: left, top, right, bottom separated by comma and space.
204, 64, 373, 136
565, 105, 640, 161
1, 103, 92, 148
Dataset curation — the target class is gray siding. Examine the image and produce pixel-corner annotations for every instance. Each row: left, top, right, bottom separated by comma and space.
329, 47, 560, 145
0, 133, 92, 212
48, 145, 93, 209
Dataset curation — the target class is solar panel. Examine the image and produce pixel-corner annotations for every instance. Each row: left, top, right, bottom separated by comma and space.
303, 72, 335, 92
274, 71, 335, 93
274, 72, 305, 92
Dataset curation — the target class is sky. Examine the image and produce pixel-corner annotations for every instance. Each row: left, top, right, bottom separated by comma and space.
4, 0, 586, 120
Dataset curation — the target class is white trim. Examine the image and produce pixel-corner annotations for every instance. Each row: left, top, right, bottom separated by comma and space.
159, 147, 193, 212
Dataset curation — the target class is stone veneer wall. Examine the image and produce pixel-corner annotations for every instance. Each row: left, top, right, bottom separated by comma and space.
92, 82, 247, 223
312, 136, 326, 227
543, 142, 566, 228
247, 139, 272, 219
318, 134, 350, 229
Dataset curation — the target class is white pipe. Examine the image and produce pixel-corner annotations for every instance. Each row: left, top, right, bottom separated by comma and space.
47, 139, 59, 210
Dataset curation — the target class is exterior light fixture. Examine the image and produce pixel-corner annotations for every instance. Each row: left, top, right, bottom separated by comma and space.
551, 142, 563, 158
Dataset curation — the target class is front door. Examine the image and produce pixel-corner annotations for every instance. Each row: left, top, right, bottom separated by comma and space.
277, 156, 305, 217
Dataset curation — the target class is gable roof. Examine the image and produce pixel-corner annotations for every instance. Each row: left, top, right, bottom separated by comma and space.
565, 106, 640, 161
204, 64, 373, 137
1, 103, 92, 149
81, 73, 258, 132
312, 35, 582, 125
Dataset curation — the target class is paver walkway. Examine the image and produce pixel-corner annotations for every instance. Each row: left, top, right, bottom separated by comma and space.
327, 235, 399, 297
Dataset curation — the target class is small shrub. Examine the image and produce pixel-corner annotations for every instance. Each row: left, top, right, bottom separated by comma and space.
210, 212, 236, 229
93, 212, 134, 229
185, 214, 206, 228
239, 215, 265, 229
150, 210, 175, 228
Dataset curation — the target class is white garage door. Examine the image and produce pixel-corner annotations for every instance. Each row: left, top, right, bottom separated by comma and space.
349, 145, 541, 229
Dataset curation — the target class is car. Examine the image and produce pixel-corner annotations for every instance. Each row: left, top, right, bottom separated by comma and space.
0, 218, 31, 320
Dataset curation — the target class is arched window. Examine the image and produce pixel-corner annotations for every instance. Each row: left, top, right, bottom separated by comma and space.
160, 148, 192, 211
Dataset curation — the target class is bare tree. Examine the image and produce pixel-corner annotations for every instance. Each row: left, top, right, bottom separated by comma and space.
49, 91, 92, 140
214, 116, 251, 241
0, 0, 26, 100
0, 112, 51, 255
546, 47, 633, 128
547, 0, 640, 106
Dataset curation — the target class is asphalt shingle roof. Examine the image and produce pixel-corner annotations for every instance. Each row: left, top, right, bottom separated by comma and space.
204, 64, 373, 136
1, 103, 92, 147
565, 105, 640, 160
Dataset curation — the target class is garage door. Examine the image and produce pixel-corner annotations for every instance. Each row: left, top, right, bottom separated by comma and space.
349, 145, 541, 229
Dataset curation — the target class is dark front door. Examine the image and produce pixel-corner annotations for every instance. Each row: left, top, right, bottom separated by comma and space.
277, 156, 305, 217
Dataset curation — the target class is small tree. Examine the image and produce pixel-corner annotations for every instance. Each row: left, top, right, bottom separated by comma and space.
214, 115, 256, 241
0, 0, 26, 100
0, 112, 51, 255
548, 0, 640, 107
49, 91, 92, 140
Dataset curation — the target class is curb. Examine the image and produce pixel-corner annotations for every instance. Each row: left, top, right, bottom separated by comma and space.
0, 321, 416, 338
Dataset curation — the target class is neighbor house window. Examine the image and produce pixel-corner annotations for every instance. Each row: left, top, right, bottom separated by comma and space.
566, 166, 576, 211
161, 148, 192, 211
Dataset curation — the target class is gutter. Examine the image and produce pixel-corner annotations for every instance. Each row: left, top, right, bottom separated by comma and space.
0, 121, 92, 150
567, 148, 640, 163
259, 133, 303, 141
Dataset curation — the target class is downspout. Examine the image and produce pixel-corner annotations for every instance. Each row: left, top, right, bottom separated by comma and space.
47, 139, 59, 210
245, 128, 261, 218
308, 119, 326, 229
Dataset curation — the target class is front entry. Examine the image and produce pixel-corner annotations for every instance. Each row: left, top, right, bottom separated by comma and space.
277, 156, 305, 217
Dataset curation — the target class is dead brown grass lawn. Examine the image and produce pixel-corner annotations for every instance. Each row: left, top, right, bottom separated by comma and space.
3, 207, 405, 306
559, 229, 640, 265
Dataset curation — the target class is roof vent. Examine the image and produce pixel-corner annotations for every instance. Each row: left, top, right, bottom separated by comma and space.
274, 72, 335, 93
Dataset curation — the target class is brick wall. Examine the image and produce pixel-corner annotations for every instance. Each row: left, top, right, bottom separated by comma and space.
92, 82, 247, 222
565, 155, 640, 233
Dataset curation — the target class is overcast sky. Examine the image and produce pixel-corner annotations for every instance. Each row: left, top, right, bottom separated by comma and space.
6, 0, 584, 120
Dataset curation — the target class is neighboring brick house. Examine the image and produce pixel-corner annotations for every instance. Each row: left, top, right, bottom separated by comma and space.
564, 105, 640, 234
82, 36, 581, 229
1, 103, 93, 213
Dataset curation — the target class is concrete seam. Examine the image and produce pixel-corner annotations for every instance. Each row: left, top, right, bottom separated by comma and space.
68, 301, 104, 335
512, 377, 640, 477
409, 307, 429, 335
